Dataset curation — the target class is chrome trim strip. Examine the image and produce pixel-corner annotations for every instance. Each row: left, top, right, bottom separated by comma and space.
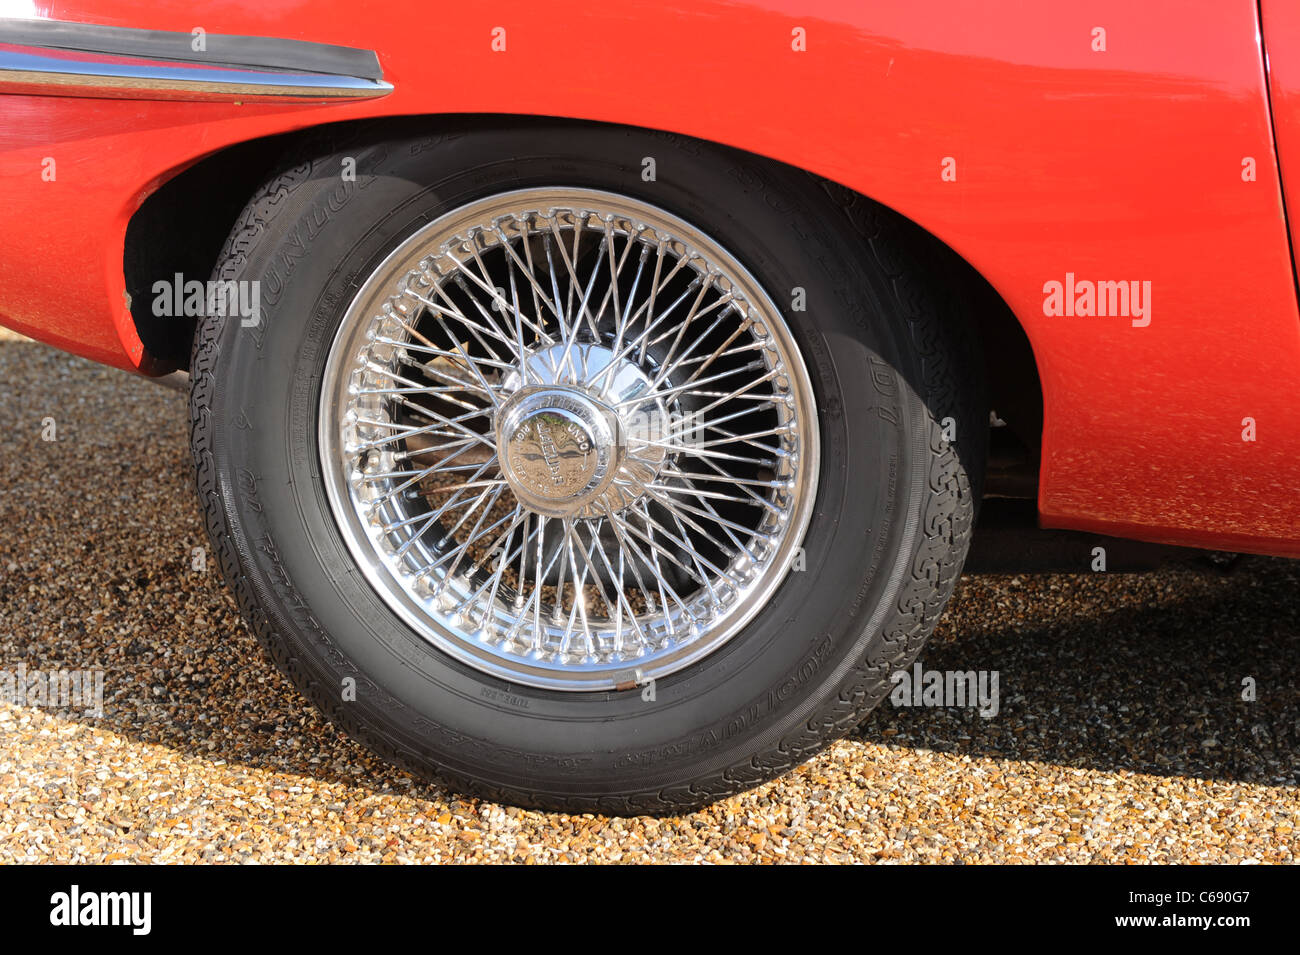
0, 17, 384, 80
0, 49, 392, 101
0, 27, 392, 102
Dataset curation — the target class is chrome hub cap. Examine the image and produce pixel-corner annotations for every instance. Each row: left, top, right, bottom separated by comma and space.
319, 188, 819, 691
496, 385, 617, 517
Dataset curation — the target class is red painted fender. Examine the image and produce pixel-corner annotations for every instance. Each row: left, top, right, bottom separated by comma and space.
2, 0, 1298, 555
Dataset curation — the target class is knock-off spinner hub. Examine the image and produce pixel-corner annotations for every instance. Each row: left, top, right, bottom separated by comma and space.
497, 387, 621, 517
495, 342, 675, 518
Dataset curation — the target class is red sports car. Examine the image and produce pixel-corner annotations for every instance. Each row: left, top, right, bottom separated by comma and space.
2, 1, 1298, 812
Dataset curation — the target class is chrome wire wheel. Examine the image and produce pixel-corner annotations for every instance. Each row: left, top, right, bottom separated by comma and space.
319, 188, 819, 690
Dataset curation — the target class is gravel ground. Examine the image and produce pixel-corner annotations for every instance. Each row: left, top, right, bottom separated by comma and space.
0, 327, 1296, 863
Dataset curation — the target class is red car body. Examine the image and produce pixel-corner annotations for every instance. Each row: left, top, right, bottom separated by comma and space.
3, 0, 1300, 557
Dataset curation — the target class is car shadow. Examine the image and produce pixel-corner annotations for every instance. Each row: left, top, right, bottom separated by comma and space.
855, 560, 1299, 788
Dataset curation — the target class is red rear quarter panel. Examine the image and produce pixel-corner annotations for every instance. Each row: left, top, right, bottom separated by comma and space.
2, 0, 1299, 555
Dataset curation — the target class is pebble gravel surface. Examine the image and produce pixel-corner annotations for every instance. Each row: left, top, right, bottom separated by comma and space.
0, 328, 1296, 863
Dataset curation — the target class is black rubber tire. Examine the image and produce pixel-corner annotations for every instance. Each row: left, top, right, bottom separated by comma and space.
189, 119, 984, 814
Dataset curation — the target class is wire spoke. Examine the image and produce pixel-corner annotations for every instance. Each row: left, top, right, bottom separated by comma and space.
329, 196, 812, 687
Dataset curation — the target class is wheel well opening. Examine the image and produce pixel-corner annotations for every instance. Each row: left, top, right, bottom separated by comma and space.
122, 114, 1043, 491
907, 223, 1042, 499
123, 134, 298, 373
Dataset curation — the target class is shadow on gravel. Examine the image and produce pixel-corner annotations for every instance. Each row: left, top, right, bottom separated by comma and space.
1, 333, 1295, 799
856, 559, 1300, 788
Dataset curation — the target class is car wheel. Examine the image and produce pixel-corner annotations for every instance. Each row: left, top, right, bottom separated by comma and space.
190, 119, 983, 814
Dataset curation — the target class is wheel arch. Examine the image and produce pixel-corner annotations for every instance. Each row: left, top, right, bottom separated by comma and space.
123, 114, 1043, 487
